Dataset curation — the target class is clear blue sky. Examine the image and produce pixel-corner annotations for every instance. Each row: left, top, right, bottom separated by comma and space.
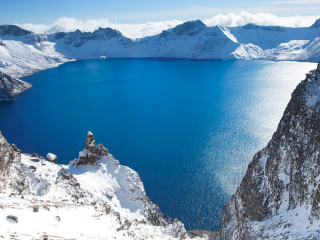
2, 0, 320, 25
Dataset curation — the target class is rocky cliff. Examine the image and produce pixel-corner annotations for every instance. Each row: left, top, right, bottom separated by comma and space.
0, 131, 194, 239
0, 71, 32, 101
215, 64, 320, 239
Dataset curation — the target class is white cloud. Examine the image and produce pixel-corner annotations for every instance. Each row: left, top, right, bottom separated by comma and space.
203, 12, 320, 28
17, 17, 183, 39
16, 12, 320, 39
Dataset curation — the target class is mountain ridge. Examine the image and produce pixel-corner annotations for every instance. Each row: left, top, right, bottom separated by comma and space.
214, 63, 320, 239
1, 19, 320, 80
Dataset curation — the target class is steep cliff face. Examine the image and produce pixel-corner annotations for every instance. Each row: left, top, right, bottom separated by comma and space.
0, 71, 32, 101
215, 64, 320, 239
0, 131, 192, 239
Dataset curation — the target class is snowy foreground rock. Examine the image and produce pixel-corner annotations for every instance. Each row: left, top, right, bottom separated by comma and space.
0, 131, 202, 240
214, 63, 320, 239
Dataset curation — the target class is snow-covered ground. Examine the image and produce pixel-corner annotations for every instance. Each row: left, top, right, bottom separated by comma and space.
1, 20, 320, 78
0, 131, 204, 239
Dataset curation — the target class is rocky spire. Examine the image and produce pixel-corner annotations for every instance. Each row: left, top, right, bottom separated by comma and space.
85, 131, 95, 150
74, 132, 109, 166
77, 132, 97, 165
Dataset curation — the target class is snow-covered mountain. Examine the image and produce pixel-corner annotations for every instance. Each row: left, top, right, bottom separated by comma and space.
214, 63, 320, 239
0, 131, 201, 239
1, 19, 320, 79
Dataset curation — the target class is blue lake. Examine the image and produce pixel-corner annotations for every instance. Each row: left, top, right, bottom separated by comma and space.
0, 59, 315, 230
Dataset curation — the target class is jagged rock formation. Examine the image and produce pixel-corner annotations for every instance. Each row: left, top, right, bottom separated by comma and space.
215, 63, 320, 239
0, 131, 29, 194
0, 130, 194, 239
0, 71, 32, 101
2, 19, 320, 78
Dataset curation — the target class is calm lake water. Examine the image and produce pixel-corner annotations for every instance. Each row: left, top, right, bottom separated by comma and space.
0, 59, 315, 230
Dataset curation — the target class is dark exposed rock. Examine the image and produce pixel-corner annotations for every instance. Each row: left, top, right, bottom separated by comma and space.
104, 204, 111, 214
0, 25, 31, 36
33, 206, 39, 212
0, 88, 14, 101
11, 144, 22, 153
144, 198, 172, 227
30, 158, 40, 162
55, 216, 60, 221
75, 132, 109, 166
43, 206, 50, 211
215, 64, 320, 239
6, 215, 18, 223
29, 166, 37, 171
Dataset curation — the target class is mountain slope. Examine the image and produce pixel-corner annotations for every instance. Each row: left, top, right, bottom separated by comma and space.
0, 131, 196, 239
2, 19, 320, 78
214, 64, 320, 239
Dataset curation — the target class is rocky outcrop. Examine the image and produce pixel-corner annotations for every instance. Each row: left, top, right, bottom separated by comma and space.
6, 215, 18, 223
46, 153, 57, 163
69, 132, 185, 233
0, 130, 188, 239
74, 131, 109, 165
215, 64, 320, 239
0, 71, 32, 101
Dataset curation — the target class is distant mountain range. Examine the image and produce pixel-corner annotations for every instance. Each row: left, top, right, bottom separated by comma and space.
1, 19, 320, 78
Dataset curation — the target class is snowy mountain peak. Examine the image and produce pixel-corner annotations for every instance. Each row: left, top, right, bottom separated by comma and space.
0, 25, 32, 37
173, 20, 206, 36
311, 18, 320, 28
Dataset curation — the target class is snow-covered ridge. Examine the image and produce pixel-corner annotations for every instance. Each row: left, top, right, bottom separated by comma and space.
214, 63, 320, 239
1, 19, 320, 79
0, 131, 202, 239
0, 71, 32, 101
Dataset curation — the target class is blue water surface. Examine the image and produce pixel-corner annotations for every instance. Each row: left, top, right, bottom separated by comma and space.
0, 59, 315, 230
